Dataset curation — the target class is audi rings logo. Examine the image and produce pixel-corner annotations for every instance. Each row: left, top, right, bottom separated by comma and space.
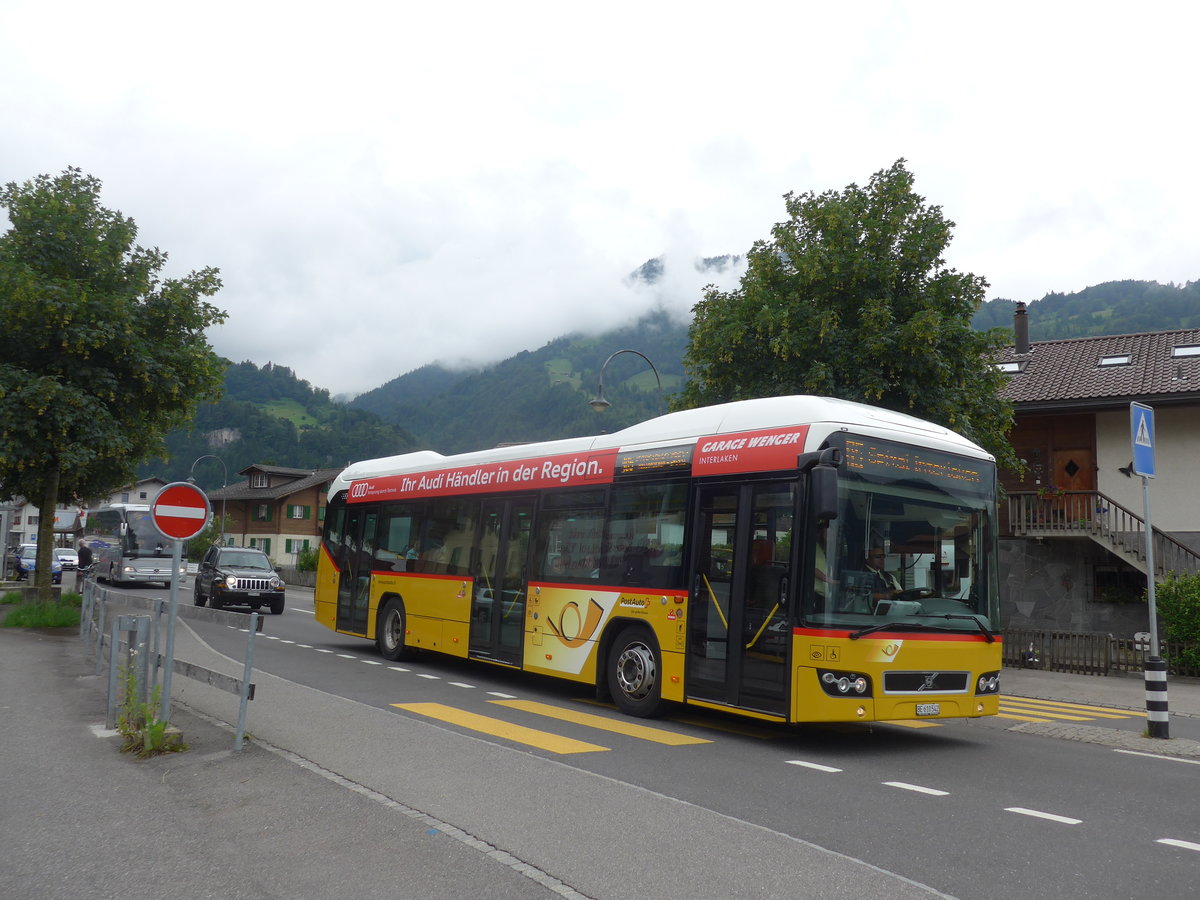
349, 482, 371, 499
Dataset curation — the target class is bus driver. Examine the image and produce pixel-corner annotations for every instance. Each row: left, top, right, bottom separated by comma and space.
865, 547, 902, 605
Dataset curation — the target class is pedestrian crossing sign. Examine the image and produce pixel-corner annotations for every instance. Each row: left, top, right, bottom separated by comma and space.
1130, 402, 1156, 478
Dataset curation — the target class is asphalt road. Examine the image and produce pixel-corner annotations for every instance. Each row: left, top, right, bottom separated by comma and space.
94, 582, 1200, 899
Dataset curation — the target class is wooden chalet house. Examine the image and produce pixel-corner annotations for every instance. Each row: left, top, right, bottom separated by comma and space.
996, 303, 1200, 634
207, 465, 342, 565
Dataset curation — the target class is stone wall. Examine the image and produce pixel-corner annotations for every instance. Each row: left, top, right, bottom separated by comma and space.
999, 537, 1151, 637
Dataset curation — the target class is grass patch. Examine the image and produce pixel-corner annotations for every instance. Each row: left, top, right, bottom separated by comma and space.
260, 398, 319, 427
1, 597, 82, 628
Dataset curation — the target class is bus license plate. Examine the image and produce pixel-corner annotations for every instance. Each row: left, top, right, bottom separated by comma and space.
916, 703, 940, 716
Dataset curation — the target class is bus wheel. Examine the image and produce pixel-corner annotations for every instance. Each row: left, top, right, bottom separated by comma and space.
607, 626, 665, 718
376, 598, 415, 661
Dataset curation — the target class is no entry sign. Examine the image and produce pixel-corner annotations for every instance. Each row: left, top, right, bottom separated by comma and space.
151, 482, 211, 541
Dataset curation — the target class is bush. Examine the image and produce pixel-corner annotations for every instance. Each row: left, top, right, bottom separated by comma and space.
296, 546, 319, 572
1151, 573, 1200, 672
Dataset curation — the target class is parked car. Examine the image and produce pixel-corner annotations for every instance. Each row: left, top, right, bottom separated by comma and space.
15, 545, 63, 584
193, 546, 286, 614
53, 547, 79, 570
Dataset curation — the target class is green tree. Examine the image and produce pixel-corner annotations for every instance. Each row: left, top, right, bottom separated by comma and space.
1153, 574, 1200, 673
0, 168, 226, 595
676, 160, 1019, 472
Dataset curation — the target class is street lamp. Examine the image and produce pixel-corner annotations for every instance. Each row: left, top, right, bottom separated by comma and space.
589, 349, 664, 414
188, 455, 228, 545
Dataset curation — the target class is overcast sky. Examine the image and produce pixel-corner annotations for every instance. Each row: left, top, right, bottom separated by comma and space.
3, 1, 1196, 397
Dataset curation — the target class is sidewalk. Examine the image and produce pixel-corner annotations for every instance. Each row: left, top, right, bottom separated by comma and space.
999, 664, 1200, 759
4, 611, 1200, 900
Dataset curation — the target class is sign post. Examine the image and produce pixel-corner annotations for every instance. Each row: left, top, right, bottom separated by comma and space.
1130, 402, 1168, 738
150, 482, 211, 722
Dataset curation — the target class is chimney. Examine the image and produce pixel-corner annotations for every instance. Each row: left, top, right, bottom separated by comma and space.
1014, 301, 1030, 355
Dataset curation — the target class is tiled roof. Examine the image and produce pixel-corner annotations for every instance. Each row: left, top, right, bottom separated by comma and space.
998, 329, 1200, 409
208, 468, 343, 502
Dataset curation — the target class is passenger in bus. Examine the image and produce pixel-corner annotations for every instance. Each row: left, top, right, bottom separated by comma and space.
865, 547, 902, 604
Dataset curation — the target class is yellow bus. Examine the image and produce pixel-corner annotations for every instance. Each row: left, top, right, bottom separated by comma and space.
315, 395, 1001, 723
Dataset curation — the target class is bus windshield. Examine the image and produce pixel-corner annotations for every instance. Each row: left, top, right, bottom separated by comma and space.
87, 506, 173, 559
121, 508, 173, 558
804, 434, 998, 635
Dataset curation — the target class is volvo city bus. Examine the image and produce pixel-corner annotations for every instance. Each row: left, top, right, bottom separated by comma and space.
315, 395, 1002, 723
85, 504, 186, 586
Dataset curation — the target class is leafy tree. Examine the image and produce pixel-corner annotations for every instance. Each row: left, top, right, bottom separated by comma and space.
186, 514, 233, 563
676, 160, 1019, 472
0, 168, 226, 594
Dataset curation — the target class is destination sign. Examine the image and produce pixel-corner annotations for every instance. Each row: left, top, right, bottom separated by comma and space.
615, 444, 693, 477
840, 436, 992, 497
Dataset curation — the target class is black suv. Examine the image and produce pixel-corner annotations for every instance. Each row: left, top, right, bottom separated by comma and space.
194, 546, 286, 614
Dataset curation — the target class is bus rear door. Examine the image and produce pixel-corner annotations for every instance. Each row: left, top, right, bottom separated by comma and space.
469, 496, 535, 666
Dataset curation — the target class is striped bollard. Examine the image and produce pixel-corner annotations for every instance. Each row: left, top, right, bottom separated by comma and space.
1144, 657, 1169, 739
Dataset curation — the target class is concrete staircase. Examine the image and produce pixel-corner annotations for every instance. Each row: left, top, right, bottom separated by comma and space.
1008, 490, 1200, 580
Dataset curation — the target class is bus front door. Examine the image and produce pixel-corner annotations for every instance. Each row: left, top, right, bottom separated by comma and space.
469, 496, 534, 666
686, 482, 793, 717
336, 505, 376, 635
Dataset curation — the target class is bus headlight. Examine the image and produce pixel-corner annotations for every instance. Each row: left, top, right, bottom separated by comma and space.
975, 671, 1000, 694
818, 670, 872, 697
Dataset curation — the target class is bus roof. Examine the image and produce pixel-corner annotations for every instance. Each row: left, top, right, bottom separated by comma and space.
331, 395, 991, 502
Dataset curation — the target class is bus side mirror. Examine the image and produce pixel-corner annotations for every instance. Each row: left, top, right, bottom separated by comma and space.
812, 465, 838, 521
119, 523, 127, 537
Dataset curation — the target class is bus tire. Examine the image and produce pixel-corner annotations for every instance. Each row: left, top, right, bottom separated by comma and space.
607, 625, 666, 718
376, 597, 415, 661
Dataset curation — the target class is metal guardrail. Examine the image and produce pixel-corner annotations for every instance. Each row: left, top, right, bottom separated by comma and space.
1003, 628, 1200, 677
80, 578, 264, 750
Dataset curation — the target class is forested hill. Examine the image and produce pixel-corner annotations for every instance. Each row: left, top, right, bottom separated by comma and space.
350, 309, 689, 454
351, 279, 1200, 453
144, 278, 1200, 480
140, 361, 417, 490
971, 280, 1200, 337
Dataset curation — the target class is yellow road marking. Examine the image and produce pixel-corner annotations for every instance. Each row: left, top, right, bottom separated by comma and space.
491, 700, 712, 745
1003, 697, 1143, 718
884, 720, 942, 729
392, 702, 609, 754
998, 704, 1094, 722
996, 712, 1054, 722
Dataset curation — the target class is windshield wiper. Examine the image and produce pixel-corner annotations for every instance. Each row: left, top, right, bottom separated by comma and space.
849, 615, 995, 642
929, 613, 995, 642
